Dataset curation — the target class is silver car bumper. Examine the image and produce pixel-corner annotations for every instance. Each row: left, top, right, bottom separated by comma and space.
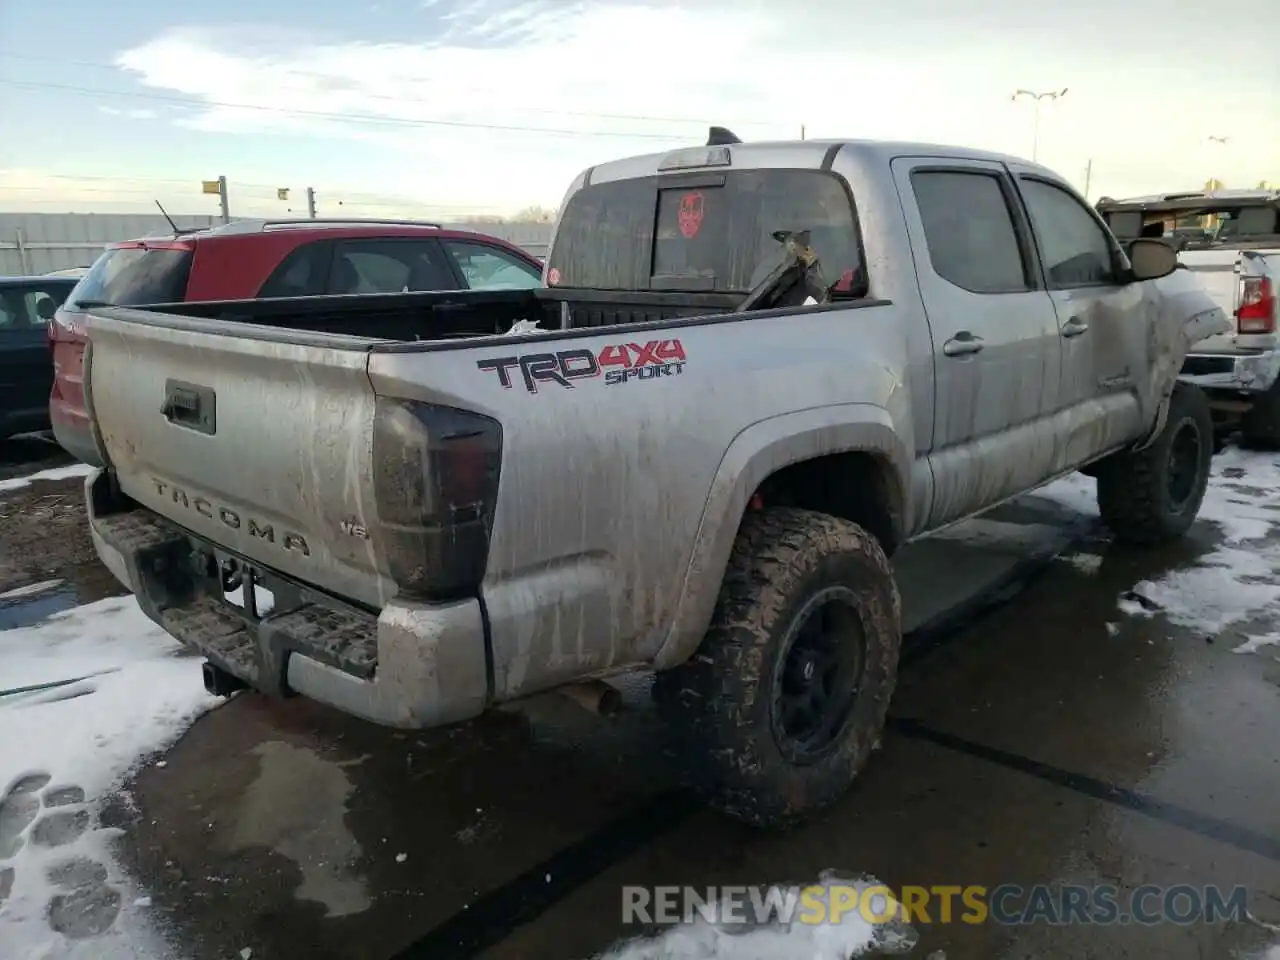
1179, 349, 1280, 397
86, 469, 490, 729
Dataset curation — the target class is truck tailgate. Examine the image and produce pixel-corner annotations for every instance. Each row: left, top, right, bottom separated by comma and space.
85, 308, 394, 609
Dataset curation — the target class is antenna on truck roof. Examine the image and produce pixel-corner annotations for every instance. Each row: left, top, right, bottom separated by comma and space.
707, 126, 742, 146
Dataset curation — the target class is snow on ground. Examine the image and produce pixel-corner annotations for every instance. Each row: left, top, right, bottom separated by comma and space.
0, 449, 1273, 958
0, 595, 219, 959
594, 875, 916, 960
0, 464, 94, 495
1038, 446, 1280, 654
1232, 631, 1280, 655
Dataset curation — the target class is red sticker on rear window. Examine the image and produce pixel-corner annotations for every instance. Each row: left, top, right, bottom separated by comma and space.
678, 192, 705, 239
547, 267, 561, 285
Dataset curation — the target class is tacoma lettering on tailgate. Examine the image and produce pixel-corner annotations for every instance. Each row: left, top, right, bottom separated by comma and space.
477, 338, 687, 393
149, 478, 311, 556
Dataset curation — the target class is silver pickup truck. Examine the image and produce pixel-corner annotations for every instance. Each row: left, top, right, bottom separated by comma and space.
78, 136, 1227, 827
1097, 189, 1280, 445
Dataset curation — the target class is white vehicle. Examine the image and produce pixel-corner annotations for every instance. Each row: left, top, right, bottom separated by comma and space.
1097, 189, 1280, 445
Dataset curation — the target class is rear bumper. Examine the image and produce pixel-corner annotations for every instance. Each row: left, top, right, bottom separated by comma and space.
86, 469, 489, 729
1180, 349, 1280, 403
50, 401, 101, 465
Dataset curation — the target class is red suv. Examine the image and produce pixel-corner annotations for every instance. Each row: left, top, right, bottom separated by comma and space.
49, 219, 545, 465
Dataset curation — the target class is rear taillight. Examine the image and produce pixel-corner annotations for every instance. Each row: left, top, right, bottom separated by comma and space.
1237, 276, 1276, 334
50, 308, 76, 337
371, 399, 502, 601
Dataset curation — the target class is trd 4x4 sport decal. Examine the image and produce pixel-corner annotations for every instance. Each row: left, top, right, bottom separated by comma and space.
477, 338, 687, 393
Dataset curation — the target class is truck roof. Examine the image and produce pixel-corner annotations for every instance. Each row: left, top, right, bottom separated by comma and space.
583, 138, 1055, 186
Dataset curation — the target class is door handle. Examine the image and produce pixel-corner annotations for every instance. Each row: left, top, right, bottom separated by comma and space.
1061, 317, 1089, 338
943, 331, 985, 357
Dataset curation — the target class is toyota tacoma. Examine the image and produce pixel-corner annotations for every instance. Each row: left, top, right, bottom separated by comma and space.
77, 133, 1226, 826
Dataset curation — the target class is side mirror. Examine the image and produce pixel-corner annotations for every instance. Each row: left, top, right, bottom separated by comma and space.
1126, 238, 1178, 282
35, 297, 57, 321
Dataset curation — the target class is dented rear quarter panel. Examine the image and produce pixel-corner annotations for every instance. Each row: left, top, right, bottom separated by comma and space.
369, 307, 917, 698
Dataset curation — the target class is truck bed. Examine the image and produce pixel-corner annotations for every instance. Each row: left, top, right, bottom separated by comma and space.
78, 283, 753, 615
130, 287, 743, 343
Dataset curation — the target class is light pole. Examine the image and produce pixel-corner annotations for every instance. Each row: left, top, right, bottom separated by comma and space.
1205, 136, 1229, 192
1011, 88, 1068, 161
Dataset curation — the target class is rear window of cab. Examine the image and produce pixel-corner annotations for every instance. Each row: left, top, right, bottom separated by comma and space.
547, 169, 866, 297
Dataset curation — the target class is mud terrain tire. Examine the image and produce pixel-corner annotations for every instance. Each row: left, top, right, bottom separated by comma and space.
1095, 382, 1213, 545
654, 507, 901, 828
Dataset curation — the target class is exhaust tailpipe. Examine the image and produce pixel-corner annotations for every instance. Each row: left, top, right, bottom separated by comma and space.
559, 680, 622, 717
202, 662, 247, 698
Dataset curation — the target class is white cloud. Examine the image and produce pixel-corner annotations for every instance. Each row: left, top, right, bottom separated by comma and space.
97, 107, 158, 120
18, 0, 1280, 209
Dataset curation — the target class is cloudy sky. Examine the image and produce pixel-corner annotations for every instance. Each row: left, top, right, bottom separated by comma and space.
0, 0, 1277, 217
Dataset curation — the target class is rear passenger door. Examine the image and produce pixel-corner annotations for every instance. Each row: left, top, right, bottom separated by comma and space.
257, 241, 334, 299
0, 284, 65, 429
1009, 169, 1148, 463
326, 239, 460, 295
891, 158, 1063, 526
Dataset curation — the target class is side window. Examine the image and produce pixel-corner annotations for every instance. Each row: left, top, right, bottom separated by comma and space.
443, 241, 542, 290
1019, 179, 1117, 287
259, 242, 331, 299
910, 171, 1030, 294
0, 286, 66, 330
0, 289, 23, 330
25, 287, 68, 323
328, 241, 457, 295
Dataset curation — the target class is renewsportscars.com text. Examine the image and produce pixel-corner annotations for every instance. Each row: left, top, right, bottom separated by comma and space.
622, 883, 1249, 927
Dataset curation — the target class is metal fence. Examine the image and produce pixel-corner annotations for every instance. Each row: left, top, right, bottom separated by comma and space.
0, 213, 554, 276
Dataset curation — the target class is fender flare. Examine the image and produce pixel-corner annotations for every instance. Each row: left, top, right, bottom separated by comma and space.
652, 404, 910, 670
1131, 383, 1174, 453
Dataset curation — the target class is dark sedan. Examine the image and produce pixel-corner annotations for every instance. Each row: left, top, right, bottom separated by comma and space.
1, 276, 76, 439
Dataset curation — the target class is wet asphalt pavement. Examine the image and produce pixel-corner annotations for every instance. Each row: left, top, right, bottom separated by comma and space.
0, 433, 71, 484
2, 436, 1279, 960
